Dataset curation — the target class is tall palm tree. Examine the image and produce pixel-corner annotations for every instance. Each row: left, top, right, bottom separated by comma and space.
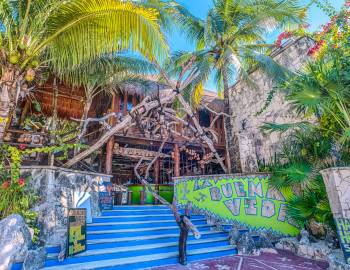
60, 55, 157, 136
0, 0, 167, 141
177, 0, 305, 172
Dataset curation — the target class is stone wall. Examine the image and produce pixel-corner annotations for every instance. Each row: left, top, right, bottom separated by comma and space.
321, 168, 350, 219
21, 166, 111, 246
228, 37, 315, 172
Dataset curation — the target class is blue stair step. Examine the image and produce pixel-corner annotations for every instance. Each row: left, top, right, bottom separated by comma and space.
45, 238, 229, 265
39, 205, 239, 270
87, 218, 207, 231
43, 246, 237, 270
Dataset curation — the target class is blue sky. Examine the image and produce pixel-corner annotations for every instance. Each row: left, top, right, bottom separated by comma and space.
168, 0, 344, 90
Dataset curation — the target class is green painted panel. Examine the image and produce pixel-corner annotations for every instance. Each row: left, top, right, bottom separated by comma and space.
175, 175, 299, 236
128, 185, 174, 204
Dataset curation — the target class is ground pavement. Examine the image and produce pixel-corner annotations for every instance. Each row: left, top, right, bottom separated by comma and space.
150, 250, 329, 270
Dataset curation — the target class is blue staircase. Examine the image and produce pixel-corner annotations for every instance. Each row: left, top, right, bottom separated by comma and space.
42, 205, 237, 270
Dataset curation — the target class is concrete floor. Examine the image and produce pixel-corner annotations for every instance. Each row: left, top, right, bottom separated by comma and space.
150, 250, 329, 270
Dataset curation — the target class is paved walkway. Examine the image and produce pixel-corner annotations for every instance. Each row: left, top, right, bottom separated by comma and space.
150, 250, 329, 270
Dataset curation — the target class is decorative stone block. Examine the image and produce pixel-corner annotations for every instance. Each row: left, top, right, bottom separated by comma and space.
20, 166, 112, 246
321, 168, 350, 219
0, 214, 32, 270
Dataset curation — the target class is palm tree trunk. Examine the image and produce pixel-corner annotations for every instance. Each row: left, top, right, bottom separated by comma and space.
79, 96, 93, 135
74, 95, 92, 157
222, 63, 242, 173
0, 84, 11, 142
48, 78, 59, 166
0, 68, 22, 142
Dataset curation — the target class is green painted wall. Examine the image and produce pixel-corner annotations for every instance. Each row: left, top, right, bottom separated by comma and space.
174, 174, 299, 236
128, 185, 174, 204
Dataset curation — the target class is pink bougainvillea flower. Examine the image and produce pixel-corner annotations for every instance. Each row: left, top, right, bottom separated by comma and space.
345, 1, 350, 7
307, 40, 326, 57
1, 181, 10, 189
18, 144, 26, 150
274, 31, 292, 48
18, 178, 25, 187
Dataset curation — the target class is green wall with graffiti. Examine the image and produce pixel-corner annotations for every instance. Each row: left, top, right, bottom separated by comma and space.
174, 174, 299, 236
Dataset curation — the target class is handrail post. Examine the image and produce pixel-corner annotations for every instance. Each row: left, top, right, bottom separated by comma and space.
179, 214, 190, 265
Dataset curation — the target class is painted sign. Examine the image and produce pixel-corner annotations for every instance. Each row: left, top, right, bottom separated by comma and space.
99, 181, 113, 210
114, 144, 170, 160
174, 175, 299, 236
67, 208, 86, 256
335, 218, 350, 264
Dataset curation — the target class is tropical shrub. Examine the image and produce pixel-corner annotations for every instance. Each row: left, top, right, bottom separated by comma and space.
0, 143, 77, 240
260, 129, 337, 229
260, 1, 350, 232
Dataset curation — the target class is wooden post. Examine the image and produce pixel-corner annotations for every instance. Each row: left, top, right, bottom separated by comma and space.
174, 144, 180, 177
123, 93, 128, 115
105, 94, 117, 175
154, 159, 160, 185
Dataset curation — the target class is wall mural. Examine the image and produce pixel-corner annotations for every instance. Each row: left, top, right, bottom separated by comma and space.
174, 174, 299, 236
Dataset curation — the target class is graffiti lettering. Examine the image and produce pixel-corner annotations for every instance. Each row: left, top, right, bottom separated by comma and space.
210, 187, 222, 201
248, 181, 263, 197
221, 183, 233, 198
245, 198, 257, 215
175, 176, 300, 236
224, 199, 241, 216
234, 182, 246, 197
261, 200, 275, 218
267, 187, 285, 201
278, 204, 287, 222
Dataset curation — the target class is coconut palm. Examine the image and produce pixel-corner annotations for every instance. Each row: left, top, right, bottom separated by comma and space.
175, 0, 305, 172
0, 0, 168, 141
59, 54, 157, 136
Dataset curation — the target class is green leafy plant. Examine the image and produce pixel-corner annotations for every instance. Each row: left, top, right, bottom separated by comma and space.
260, 130, 337, 230
259, 2, 350, 232
0, 143, 77, 241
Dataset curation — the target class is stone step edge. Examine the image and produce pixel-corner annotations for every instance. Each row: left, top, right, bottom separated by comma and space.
46, 237, 229, 260
87, 230, 227, 245
94, 214, 203, 218
87, 218, 206, 226
105, 209, 173, 212
42, 245, 236, 270
87, 224, 211, 235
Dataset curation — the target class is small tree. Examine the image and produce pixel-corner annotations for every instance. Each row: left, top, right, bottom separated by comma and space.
0, 0, 167, 141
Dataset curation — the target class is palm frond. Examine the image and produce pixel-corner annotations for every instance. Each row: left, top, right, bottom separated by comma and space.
261, 121, 313, 133
39, 0, 168, 71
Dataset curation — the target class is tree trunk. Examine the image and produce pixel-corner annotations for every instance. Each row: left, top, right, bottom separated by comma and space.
64, 92, 177, 168
222, 63, 242, 173
79, 96, 93, 135
73, 95, 92, 158
48, 79, 59, 166
176, 94, 227, 173
0, 84, 11, 142
65, 90, 227, 173
105, 94, 117, 175
0, 68, 22, 142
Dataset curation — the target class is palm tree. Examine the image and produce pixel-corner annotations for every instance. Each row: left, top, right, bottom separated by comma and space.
0, 0, 167, 141
60, 55, 157, 136
177, 0, 305, 172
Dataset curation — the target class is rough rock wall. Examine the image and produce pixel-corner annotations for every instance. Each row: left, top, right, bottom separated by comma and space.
20, 166, 111, 246
228, 37, 315, 172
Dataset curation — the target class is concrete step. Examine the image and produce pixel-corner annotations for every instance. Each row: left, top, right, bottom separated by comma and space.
87, 218, 207, 231
86, 230, 228, 245
43, 245, 237, 270
46, 237, 228, 260
87, 225, 214, 240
